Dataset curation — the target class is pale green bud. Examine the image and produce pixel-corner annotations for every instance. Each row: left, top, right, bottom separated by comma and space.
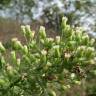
47, 37, 54, 42
40, 39, 45, 44
61, 85, 70, 90
39, 26, 46, 39
76, 46, 86, 56
87, 47, 95, 52
55, 36, 60, 44
31, 30, 35, 39
66, 85, 71, 89
6, 64, 17, 76
82, 33, 89, 44
12, 38, 23, 50
75, 27, 83, 34
74, 80, 81, 85
86, 47, 95, 57
64, 53, 71, 59
21, 25, 26, 35
0, 42, 5, 52
66, 25, 71, 31
46, 37, 54, 46
25, 25, 31, 32
48, 89, 56, 96
70, 73, 76, 79
53, 45, 60, 57
23, 45, 28, 54
24, 25, 35, 39
6, 64, 13, 71
77, 46, 86, 51
88, 59, 95, 64
75, 28, 83, 39
17, 58, 21, 66
90, 38, 95, 45
46, 61, 52, 67
11, 51, 16, 61
41, 49, 47, 56
62, 16, 68, 26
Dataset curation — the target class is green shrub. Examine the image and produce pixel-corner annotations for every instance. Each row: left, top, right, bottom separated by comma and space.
0, 17, 96, 96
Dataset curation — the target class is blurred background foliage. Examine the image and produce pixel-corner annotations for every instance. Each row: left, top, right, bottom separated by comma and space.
0, 0, 96, 36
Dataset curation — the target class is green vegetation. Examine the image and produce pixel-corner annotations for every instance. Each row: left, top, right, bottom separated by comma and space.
0, 17, 96, 96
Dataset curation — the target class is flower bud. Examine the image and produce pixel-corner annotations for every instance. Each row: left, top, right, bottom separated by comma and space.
47, 37, 54, 42
39, 26, 46, 39
11, 51, 16, 62
40, 39, 45, 44
25, 25, 35, 39
70, 73, 76, 79
6, 64, 13, 71
41, 49, 47, 56
77, 46, 86, 51
82, 33, 89, 44
48, 89, 56, 96
6, 64, 16, 76
61, 85, 70, 90
53, 45, 60, 57
0, 42, 5, 52
21, 25, 26, 35
46, 61, 52, 67
25, 25, 31, 33
64, 53, 71, 59
62, 16, 68, 27
87, 47, 95, 52
86, 59, 95, 64
23, 45, 28, 54
90, 38, 95, 46
11, 38, 23, 50
55, 36, 60, 44
17, 58, 21, 66
86, 47, 95, 57
74, 80, 81, 85
31, 30, 35, 39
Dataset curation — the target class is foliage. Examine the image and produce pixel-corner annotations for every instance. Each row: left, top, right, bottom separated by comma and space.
0, 0, 11, 8
0, 17, 96, 96
41, 0, 96, 32
1, 0, 96, 32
